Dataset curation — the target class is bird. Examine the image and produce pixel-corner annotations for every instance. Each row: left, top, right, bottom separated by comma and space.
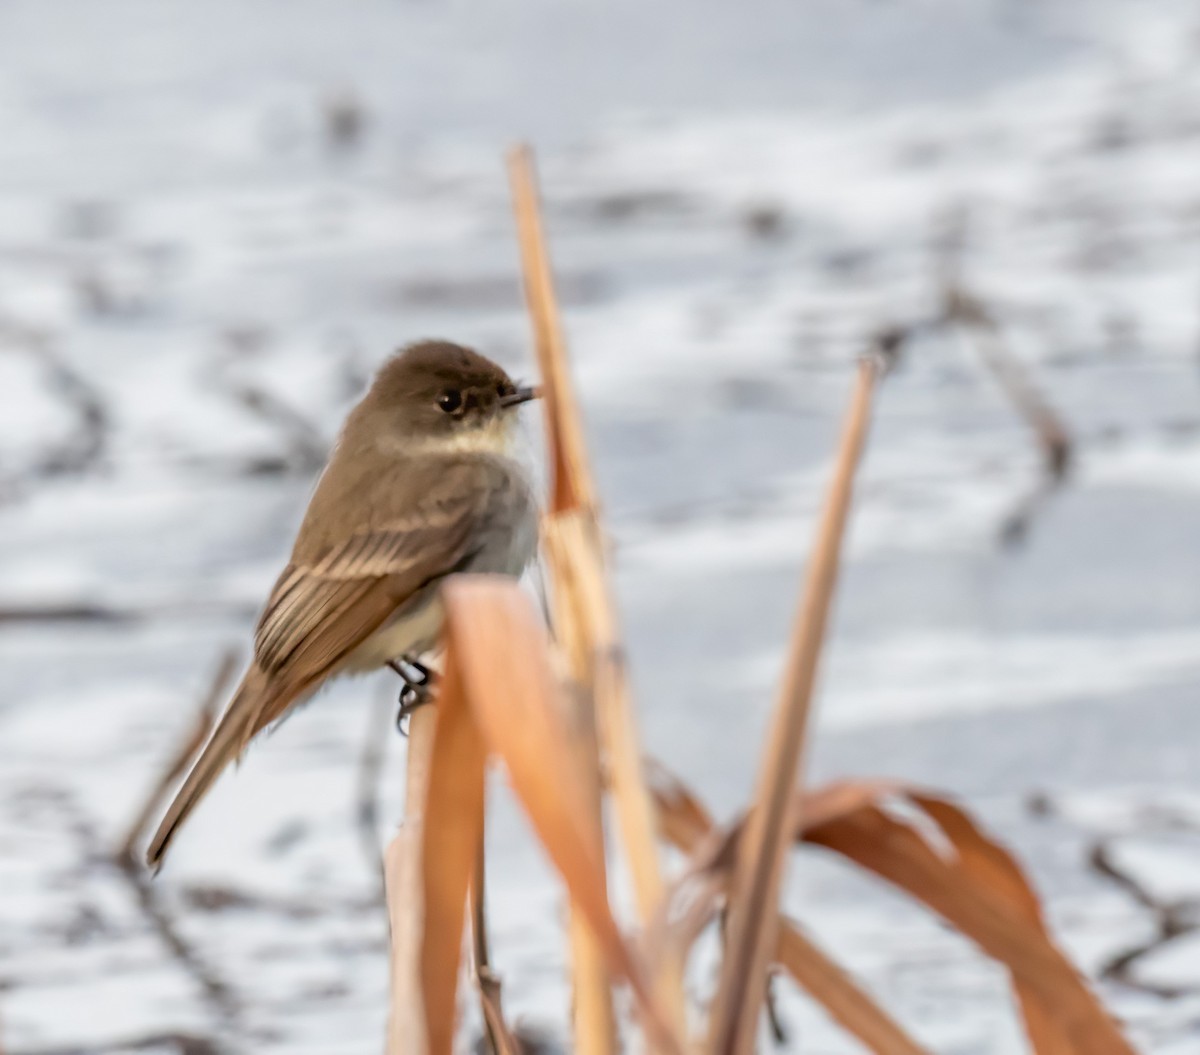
146, 340, 540, 868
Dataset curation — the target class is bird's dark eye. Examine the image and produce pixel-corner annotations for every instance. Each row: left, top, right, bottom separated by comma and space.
497, 381, 514, 398
437, 389, 463, 414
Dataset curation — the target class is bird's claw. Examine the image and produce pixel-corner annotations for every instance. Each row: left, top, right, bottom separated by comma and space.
389, 656, 438, 736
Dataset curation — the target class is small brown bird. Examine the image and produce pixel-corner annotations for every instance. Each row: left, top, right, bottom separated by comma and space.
147, 340, 540, 867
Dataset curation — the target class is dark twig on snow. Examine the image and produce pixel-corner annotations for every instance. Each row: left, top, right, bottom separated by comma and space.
868, 321, 917, 374
1089, 838, 1200, 999
119, 874, 244, 1029
356, 684, 394, 900
223, 381, 328, 473
0, 320, 110, 482
0, 600, 258, 627
935, 210, 1073, 546
10, 1031, 221, 1055
102, 651, 246, 1031
206, 329, 329, 476
942, 285, 1072, 484
30, 348, 109, 478
0, 603, 137, 625
57, 794, 243, 1040
117, 649, 237, 864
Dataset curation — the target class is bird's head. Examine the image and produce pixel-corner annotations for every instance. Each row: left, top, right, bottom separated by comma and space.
358, 340, 540, 453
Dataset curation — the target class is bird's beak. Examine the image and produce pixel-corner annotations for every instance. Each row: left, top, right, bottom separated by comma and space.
499, 384, 542, 408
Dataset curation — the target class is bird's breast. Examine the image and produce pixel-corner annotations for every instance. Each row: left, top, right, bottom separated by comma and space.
344, 456, 538, 674
346, 588, 445, 673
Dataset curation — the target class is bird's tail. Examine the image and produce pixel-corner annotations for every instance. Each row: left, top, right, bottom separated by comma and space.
146, 666, 277, 870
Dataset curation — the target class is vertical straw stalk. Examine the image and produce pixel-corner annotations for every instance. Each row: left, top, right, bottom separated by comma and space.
708, 354, 883, 1054
507, 146, 595, 518
530, 518, 618, 1052
507, 144, 687, 1044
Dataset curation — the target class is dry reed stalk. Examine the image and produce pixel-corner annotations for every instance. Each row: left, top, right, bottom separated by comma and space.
540, 516, 619, 1054
471, 828, 524, 1055
509, 146, 617, 1055
385, 704, 438, 1055
507, 145, 594, 517
562, 719, 620, 1054
708, 355, 883, 1054
507, 143, 686, 1045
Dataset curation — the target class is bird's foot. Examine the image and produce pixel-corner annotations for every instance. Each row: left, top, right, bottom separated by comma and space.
388, 656, 439, 736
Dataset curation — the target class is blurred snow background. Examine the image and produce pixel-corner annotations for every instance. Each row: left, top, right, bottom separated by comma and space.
3, 0, 1200, 1051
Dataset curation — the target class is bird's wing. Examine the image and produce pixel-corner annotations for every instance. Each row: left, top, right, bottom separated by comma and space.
147, 456, 533, 868
250, 457, 516, 729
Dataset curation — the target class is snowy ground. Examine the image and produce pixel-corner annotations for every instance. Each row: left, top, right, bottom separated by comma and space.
3, 0, 1200, 1051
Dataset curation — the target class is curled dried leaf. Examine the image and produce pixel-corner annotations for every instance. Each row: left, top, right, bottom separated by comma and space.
799, 783, 1136, 1055
653, 773, 1137, 1055
648, 762, 933, 1055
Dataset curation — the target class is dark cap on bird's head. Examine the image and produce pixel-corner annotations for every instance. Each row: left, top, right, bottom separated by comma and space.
359, 339, 539, 440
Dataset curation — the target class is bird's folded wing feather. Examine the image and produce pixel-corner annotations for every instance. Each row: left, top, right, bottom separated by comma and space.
249, 458, 510, 731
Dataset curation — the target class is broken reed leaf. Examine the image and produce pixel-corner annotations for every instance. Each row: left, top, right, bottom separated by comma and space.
440, 577, 686, 1055
709, 356, 882, 1055
647, 761, 933, 1055
646, 758, 718, 847
649, 780, 899, 958
798, 785, 1139, 1055
642, 825, 738, 978
419, 658, 489, 1055
507, 143, 594, 516
509, 144, 684, 1039
386, 704, 438, 1055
